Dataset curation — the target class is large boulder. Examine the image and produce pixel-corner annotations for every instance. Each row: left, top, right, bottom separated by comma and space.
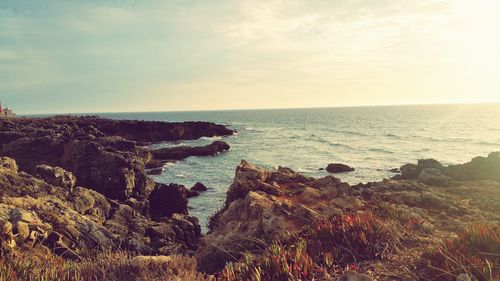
149, 183, 189, 220
191, 182, 208, 192
326, 163, 355, 173
60, 140, 155, 200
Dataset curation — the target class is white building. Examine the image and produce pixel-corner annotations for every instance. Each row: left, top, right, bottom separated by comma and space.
0, 101, 16, 118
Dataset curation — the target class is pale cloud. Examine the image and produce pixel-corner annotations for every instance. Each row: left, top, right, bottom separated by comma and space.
0, 0, 499, 114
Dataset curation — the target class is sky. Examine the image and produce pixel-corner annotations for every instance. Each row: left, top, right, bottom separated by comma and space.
0, 0, 499, 114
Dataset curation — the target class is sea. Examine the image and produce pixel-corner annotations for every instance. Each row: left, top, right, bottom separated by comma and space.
40, 104, 500, 232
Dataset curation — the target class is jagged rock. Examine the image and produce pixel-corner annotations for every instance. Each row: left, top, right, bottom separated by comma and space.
326, 163, 355, 173
443, 152, 500, 182
35, 164, 76, 190
0, 157, 17, 174
418, 168, 450, 186
149, 183, 189, 220
400, 163, 419, 179
0, 158, 200, 260
197, 161, 352, 273
312, 175, 342, 189
397, 153, 500, 183
61, 140, 155, 200
191, 182, 208, 192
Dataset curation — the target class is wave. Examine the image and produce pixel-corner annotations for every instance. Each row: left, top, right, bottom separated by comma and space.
385, 133, 402, 139
305, 135, 354, 149
164, 162, 177, 168
245, 127, 265, 132
200, 136, 223, 141
331, 130, 370, 137
368, 148, 395, 154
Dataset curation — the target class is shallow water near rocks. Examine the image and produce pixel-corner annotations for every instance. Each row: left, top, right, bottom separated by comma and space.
97, 104, 500, 233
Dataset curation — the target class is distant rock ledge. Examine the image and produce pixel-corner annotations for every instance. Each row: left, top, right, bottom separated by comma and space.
0, 115, 233, 200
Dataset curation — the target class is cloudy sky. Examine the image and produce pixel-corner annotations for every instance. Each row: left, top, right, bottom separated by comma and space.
0, 0, 499, 114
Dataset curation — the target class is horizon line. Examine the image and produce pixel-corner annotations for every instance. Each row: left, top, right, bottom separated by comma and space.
19, 101, 500, 116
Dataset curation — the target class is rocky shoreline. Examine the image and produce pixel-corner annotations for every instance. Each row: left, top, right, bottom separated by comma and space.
0, 116, 233, 259
0, 116, 499, 280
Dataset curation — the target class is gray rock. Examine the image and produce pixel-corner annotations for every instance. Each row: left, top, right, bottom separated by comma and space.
35, 164, 77, 190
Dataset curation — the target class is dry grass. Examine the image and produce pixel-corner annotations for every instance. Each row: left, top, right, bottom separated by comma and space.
218, 211, 405, 281
0, 250, 208, 281
422, 223, 500, 281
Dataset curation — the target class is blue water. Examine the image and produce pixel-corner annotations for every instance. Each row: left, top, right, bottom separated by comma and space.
96, 104, 500, 231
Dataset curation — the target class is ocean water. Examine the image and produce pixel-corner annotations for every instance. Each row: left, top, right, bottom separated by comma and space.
97, 104, 500, 232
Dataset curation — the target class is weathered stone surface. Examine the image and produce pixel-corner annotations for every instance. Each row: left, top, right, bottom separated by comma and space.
197, 161, 349, 273
35, 164, 77, 190
0, 157, 17, 174
0, 159, 201, 259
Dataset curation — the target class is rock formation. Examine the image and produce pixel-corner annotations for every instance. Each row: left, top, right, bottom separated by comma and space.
326, 163, 355, 173
150, 141, 230, 161
0, 116, 233, 201
396, 152, 500, 186
0, 116, 232, 260
196, 157, 500, 279
0, 158, 201, 259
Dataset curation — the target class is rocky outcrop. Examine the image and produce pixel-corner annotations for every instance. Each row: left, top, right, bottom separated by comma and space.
191, 182, 208, 192
326, 163, 355, 173
0, 116, 233, 201
149, 183, 189, 220
443, 152, 500, 182
196, 159, 500, 276
150, 141, 230, 161
396, 153, 500, 186
0, 156, 17, 174
0, 158, 202, 259
35, 164, 77, 190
